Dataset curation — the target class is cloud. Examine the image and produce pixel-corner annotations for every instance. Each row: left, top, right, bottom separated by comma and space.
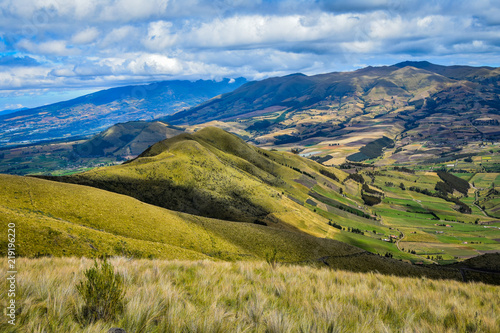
72, 27, 100, 44
17, 39, 80, 56
143, 21, 177, 51
3, 103, 25, 110
0, 0, 498, 94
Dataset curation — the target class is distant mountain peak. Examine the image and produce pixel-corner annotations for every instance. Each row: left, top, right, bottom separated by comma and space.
394, 60, 435, 68
284, 73, 307, 77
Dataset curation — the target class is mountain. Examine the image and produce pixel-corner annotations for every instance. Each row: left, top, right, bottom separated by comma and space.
43, 127, 348, 233
74, 120, 184, 158
37, 127, 500, 268
165, 62, 500, 164
0, 106, 29, 116
393, 61, 500, 81
0, 78, 246, 147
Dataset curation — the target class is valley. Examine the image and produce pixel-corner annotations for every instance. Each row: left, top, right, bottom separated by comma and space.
1, 63, 499, 332
17, 127, 497, 268
1, 63, 499, 268
3, 0, 500, 330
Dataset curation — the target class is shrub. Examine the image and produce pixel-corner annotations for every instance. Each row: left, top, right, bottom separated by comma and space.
346, 173, 365, 184
319, 168, 339, 181
435, 181, 453, 194
362, 193, 382, 206
436, 171, 470, 195
265, 248, 279, 269
76, 258, 125, 323
362, 183, 383, 195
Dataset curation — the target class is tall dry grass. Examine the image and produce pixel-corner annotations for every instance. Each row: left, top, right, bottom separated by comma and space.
1, 257, 499, 332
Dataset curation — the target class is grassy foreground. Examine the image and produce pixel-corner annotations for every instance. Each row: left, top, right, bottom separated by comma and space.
2, 258, 499, 332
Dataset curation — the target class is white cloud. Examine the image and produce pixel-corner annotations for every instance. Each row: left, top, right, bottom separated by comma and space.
143, 21, 177, 51
17, 39, 80, 56
100, 25, 139, 48
3, 103, 25, 110
185, 13, 360, 48
99, 0, 169, 22
127, 54, 183, 75
72, 27, 100, 44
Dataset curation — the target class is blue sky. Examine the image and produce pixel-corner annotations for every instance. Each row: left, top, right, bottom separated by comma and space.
1, 0, 500, 111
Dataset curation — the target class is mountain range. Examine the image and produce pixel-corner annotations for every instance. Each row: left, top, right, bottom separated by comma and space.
0, 62, 499, 276
0, 78, 246, 147
2, 61, 500, 166
164, 61, 500, 164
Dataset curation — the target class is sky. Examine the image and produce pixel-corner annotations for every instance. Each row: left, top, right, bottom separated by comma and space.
1, 0, 500, 111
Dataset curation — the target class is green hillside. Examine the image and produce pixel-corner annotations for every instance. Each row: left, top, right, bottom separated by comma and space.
0, 173, 348, 262
36, 128, 500, 268
44, 127, 349, 237
74, 121, 184, 158
0, 173, 466, 280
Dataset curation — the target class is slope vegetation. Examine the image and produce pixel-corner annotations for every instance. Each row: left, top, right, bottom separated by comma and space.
0, 173, 463, 280
0, 173, 353, 262
45, 127, 350, 237
74, 121, 184, 158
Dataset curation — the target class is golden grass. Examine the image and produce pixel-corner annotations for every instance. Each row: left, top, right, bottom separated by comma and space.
1, 257, 498, 333
0, 174, 372, 266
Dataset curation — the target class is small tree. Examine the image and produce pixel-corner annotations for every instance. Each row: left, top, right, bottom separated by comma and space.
77, 258, 125, 323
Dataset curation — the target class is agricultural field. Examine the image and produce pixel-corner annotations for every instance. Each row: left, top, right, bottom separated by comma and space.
339, 164, 500, 263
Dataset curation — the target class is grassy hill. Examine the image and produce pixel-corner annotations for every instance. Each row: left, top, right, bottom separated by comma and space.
0, 172, 472, 281
0, 121, 185, 176
36, 128, 500, 268
44, 127, 349, 236
0, 173, 354, 263
74, 121, 184, 158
